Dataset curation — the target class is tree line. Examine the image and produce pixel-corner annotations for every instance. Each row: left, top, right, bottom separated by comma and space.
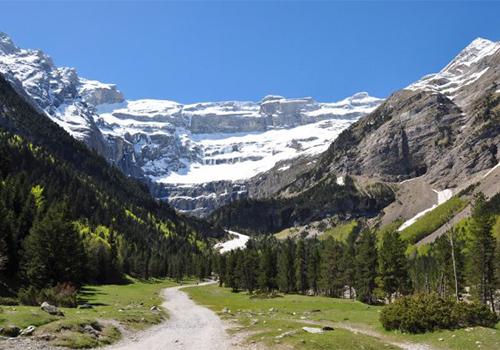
214, 193, 500, 311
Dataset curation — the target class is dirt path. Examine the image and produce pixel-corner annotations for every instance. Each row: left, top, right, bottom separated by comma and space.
105, 282, 251, 350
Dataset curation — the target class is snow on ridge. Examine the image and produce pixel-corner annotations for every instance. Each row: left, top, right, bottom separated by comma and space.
406, 38, 499, 99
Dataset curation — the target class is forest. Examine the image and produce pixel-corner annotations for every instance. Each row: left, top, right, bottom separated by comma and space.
214, 193, 500, 332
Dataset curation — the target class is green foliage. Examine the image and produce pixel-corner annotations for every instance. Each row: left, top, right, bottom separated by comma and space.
466, 193, 497, 308
380, 293, 498, 333
355, 231, 378, 303
400, 196, 466, 243
321, 220, 359, 242
0, 74, 216, 292
18, 283, 78, 307
377, 231, 411, 300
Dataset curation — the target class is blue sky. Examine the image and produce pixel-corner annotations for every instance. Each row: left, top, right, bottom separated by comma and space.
1, 1, 499, 103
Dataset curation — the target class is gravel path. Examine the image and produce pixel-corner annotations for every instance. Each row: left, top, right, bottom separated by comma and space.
105, 282, 249, 350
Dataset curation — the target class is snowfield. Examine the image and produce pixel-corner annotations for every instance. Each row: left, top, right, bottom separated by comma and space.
214, 231, 250, 253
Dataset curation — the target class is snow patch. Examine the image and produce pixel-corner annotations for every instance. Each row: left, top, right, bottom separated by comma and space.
336, 176, 345, 186
214, 231, 250, 253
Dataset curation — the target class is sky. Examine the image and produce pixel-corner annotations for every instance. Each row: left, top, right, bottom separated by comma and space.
0, 1, 499, 103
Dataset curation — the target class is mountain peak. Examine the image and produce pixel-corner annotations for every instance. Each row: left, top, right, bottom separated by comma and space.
0, 32, 18, 55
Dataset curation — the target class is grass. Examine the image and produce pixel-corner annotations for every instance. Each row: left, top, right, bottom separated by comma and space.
400, 196, 467, 243
0, 277, 179, 348
320, 220, 358, 242
185, 284, 500, 350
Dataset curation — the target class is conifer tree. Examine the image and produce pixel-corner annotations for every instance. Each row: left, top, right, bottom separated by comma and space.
355, 230, 378, 304
277, 238, 296, 293
342, 229, 357, 298
21, 203, 86, 289
377, 231, 411, 301
258, 244, 277, 292
467, 193, 497, 310
241, 243, 258, 293
320, 237, 344, 297
295, 238, 309, 293
307, 240, 321, 295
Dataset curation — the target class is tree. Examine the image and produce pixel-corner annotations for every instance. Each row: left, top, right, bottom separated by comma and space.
342, 229, 358, 298
467, 193, 497, 310
355, 230, 378, 304
277, 238, 295, 293
307, 240, 321, 295
295, 238, 309, 294
241, 243, 259, 293
21, 203, 86, 289
320, 238, 344, 297
258, 244, 277, 291
377, 231, 411, 301
432, 230, 465, 299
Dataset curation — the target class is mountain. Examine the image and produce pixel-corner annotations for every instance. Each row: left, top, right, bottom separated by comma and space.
211, 37, 500, 235
0, 71, 219, 290
0, 32, 383, 216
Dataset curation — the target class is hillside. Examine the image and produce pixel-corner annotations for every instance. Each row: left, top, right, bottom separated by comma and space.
0, 73, 219, 293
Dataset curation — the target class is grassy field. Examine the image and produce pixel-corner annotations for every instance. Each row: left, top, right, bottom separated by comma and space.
0, 278, 179, 348
320, 220, 358, 242
185, 284, 500, 350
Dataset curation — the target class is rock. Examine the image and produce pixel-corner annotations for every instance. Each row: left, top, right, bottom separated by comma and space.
78, 303, 93, 309
40, 302, 64, 316
35, 333, 56, 341
302, 327, 324, 334
83, 324, 100, 337
321, 326, 334, 331
20, 325, 36, 336
275, 330, 297, 339
0, 325, 21, 337
150, 305, 161, 312
438, 338, 444, 341
222, 307, 230, 314
268, 307, 275, 312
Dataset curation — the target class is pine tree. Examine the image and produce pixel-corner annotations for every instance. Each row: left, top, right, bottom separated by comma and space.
377, 231, 411, 301
307, 240, 321, 295
295, 238, 308, 294
21, 203, 86, 289
277, 238, 296, 293
258, 244, 277, 292
355, 230, 378, 304
467, 193, 497, 310
342, 229, 357, 298
320, 238, 344, 297
241, 243, 258, 293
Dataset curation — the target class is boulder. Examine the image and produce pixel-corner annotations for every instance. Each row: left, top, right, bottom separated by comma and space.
302, 327, 324, 334
41, 302, 64, 316
78, 303, 93, 309
20, 325, 36, 336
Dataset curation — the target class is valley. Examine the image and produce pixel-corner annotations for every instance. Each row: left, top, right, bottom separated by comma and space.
0, 5, 500, 350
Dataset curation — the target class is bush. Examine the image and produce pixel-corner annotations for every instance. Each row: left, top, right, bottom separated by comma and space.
380, 293, 498, 333
0, 296, 19, 305
18, 283, 78, 307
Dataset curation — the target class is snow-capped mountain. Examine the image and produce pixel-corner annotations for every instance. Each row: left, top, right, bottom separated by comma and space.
96, 92, 382, 184
0, 32, 382, 215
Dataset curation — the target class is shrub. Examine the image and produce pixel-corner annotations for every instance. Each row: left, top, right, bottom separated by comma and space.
380, 293, 498, 333
0, 296, 19, 305
18, 283, 78, 307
